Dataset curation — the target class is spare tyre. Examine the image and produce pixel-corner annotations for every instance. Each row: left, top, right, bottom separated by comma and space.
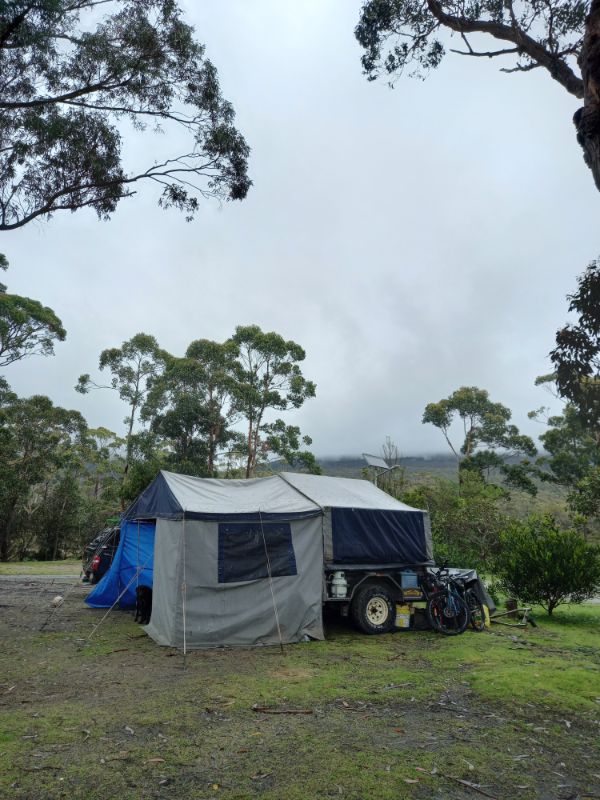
351, 585, 396, 635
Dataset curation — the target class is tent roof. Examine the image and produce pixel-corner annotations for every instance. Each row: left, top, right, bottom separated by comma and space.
279, 472, 421, 511
124, 471, 321, 520
124, 470, 424, 521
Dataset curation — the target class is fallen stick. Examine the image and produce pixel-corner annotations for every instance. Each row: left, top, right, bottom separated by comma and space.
21, 765, 63, 772
439, 773, 497, 799
251, 705, 312, 715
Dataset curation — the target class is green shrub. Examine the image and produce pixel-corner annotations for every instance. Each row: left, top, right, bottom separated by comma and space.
403, 475, 508, 572
495, 515, 600, 615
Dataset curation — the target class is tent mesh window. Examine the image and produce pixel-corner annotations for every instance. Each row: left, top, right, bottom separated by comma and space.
217, 522, 297, 583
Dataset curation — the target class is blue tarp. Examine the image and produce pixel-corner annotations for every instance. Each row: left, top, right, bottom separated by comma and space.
86, 520, 156, 609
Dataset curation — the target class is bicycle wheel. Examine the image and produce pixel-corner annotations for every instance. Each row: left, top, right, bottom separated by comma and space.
427, 592, 469, 635
466, 590, 486, 632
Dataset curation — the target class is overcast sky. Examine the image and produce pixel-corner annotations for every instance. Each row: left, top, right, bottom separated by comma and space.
2, 0, 599, 459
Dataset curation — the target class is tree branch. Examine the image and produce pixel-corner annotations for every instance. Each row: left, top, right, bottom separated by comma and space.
0, 6, 33, 48
425, 0, 583, 97
0, 77, 134, 109
501, 62, 543, 74
450, 46, 521, 58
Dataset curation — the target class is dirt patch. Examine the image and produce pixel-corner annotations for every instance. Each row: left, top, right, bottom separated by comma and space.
1, 576, 599, 800
268, 666, 316, 681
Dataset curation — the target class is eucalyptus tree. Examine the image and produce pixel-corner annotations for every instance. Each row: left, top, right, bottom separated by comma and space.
229, 325, 317, 478
83, 427, 125, 502
531, 398, 600, 520
0, 255, 65, 367
533, 257, 600, 518
142, 354, 217, 477
0, 1, 251, 230
184, 338, 240, 474
76, 333, 167, 483
355, 0, 600, 191
423, 386, 537, 492
551, 256, 600, 424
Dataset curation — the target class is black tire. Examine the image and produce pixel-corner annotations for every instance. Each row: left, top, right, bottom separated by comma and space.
351, 585, 396, 635
466, 591, 486, 632
427, 591, 469, 636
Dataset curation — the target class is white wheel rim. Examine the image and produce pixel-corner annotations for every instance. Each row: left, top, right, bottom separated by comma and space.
365, 596, 389, 626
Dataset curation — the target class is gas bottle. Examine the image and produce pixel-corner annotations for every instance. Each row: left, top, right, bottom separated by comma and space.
331, 571, 347, 598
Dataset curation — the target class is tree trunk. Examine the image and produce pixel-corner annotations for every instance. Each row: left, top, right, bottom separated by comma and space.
1, 492, 22, 561
246, 422, 253, 479
121, 400, 138, 510
575, 0, 600, 190
0, 528, 9, 562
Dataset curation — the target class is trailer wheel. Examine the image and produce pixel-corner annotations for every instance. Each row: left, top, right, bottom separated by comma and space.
351, 585, 395, 635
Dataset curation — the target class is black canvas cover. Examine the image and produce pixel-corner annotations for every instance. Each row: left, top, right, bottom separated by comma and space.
331, 508, 430, 565
217, 522, 297, 583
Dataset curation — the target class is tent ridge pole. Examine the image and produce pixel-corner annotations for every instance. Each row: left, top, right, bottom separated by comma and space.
258, 508, 285, 656
181, 510, 187, 666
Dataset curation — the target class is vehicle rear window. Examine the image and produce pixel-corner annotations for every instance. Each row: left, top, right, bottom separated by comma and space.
217, 522, 297, 583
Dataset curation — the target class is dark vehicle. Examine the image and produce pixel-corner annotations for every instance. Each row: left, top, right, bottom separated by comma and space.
82, 526, 120, 584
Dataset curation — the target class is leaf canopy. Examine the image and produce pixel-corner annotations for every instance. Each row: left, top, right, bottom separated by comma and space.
0, 0, 251, 229
0, 278, 66, 367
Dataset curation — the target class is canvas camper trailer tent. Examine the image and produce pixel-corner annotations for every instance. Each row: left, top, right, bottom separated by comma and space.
86, 471, 432, 648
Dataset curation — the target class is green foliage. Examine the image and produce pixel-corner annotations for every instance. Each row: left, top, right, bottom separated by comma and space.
551, 257, 600, 428
75, 326, 318, 493
143, 355, 213, 476
143, 340, 240, 476
423, 386, 537, 494
0, 257, 65, 366
355, 1, 600, 189
229, 325, 317, 477
0, 253, 7, 291
495, 515, 600, 615
538, 259, 600, 522
33, 472, 82, 560
567, 466, 600, 519
0, 292, 66, 367
403, 474, 508, 571
0, 1, 250, 230
261, 419, 322, 474
0, 382, 88, 560
76, 333, 167, 484
121, 431, 167, 505
534, 403, 598, 486
355, 0, 584, 94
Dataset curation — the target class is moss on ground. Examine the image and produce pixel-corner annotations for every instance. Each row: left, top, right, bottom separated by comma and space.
1, 574, 599, 799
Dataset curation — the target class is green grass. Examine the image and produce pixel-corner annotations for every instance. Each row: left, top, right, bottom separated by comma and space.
0, 559, 80, 575
1, 578, 599, 800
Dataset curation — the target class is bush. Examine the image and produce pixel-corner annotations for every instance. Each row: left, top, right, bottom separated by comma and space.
495, 515, 600, 615
403, 475, 508, 572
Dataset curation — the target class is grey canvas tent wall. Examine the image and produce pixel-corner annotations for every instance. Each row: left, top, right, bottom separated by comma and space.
116, 470, 431, 650
123, 471, 324, 649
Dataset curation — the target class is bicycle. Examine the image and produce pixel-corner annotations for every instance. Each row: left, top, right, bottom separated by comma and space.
422, 567, 469, 636
463, 584, 486, 632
